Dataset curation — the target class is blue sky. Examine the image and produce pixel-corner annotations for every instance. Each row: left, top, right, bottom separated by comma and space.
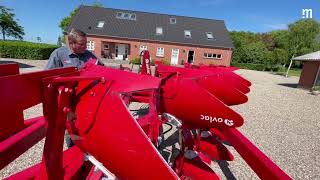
1, 0, 320, 44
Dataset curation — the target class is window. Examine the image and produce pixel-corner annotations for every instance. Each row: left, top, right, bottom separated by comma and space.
116, 12, 123, 18
96, 21, 105, 28
140, 45, 148, 53
156, 47, 164, 57
123, 13, 130, 19
156, 27, 163, 35
130, 13, 136, 20
87, 41, 95, 51
104, 44, 109, 49
206, 32, 214, 40
116, 12, 136, 21
170, 18, 176, 24
184, 30, 191, 38
203, 52, 222, 59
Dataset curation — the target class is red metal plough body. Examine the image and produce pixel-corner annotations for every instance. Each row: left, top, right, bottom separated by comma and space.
0, 51, 290, 179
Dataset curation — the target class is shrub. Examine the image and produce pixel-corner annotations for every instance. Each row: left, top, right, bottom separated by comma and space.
131, 57, 141, 64
0, 40, 58, 60
161, 59, 170, 65
131, 56, 156, 66
231, 62, 266, 71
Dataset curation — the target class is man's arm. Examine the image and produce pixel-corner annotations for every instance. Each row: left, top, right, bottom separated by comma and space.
45, 49, 63, 69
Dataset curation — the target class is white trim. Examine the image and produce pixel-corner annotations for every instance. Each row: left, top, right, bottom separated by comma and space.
184, 30, 191, 38
206, 32, 214, 40
96, 21, 105, 28
170, 18, 176, 24
87, 40, 95, 51
171, 48, 179, 65
156, 27, 163, 35
156, 47, 165, 57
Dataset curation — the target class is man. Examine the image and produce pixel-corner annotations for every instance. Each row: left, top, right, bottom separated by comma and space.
45, 28, 103, 69
45, 29, 103, 147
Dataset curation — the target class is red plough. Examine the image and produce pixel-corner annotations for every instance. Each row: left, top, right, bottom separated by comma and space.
0, 51, 290, 179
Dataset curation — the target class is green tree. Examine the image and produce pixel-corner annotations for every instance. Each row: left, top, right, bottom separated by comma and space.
57, 36, 62, 46
59, 3, 103, 42
59, 8, 79, 34
0, 6, 24, 40
288, 19, 320, 57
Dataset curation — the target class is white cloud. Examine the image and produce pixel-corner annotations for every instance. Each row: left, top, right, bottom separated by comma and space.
264, 23, 288, 30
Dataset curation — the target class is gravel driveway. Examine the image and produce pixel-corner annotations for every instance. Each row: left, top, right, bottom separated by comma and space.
1, 58, 319, 179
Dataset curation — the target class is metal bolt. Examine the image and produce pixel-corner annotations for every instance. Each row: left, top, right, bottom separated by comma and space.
101, 77, 106, 84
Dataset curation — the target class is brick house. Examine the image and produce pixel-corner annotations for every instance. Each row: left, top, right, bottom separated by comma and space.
67, 5, 234, 66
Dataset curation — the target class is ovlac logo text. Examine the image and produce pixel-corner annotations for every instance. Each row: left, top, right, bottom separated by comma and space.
200, 115, 234, 127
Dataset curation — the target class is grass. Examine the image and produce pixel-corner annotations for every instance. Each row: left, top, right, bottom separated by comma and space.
273, 68, 302, 77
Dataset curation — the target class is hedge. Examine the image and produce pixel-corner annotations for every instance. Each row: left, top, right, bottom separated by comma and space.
231, 62, 266, 71
0, 40, 58, 60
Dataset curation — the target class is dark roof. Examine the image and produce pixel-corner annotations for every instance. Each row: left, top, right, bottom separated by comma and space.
68, 5, 234, 49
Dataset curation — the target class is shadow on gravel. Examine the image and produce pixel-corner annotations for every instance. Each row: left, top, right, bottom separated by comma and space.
0, 61, 35, 68
277, 83, 298, 89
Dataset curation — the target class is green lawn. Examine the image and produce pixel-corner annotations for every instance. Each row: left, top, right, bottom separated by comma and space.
273, 68, 302, 77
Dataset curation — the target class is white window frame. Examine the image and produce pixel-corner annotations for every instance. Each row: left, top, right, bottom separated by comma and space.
116, 12, 123, 18
130, 13, 136, 20
184, 30, 191, 38
87, 40, 95, 51
156, 27, 163, 35
170, 18, 176, 24
206, 32, 214, 40
156, 47, 165, 57
96, 21, 105, 28
139, 45, 148, 53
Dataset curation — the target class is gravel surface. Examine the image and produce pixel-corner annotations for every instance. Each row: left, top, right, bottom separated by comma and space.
1, 58, 319, 179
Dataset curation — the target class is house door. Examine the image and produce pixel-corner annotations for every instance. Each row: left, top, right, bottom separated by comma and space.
171, 49, 179, 65
116, 44, 126, 60
188, 50, 195, 63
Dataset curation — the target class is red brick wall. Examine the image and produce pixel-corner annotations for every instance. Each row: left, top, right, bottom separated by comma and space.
86, 35, 233, 66
298, 61, 320, 89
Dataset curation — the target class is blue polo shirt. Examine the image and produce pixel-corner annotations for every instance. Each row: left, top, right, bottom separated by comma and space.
45, 46, 103, 69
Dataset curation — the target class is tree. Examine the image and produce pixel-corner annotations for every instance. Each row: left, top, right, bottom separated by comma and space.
36, 36, 41, 42
59, 2, 103, 42
0, 6, 24, 40
57, 36, 62, 46
288, 19, 320, 57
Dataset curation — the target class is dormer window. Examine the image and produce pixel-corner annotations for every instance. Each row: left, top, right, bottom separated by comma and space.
116, 12, 136, 21
170, 18, 176, 24
96, 21, 105, 28
206, 32, 214, 40
184, 30, 191, 38
130, 13, 136, 20
156, 27, 163, 35
123, 13, 130, 18
116, 12, 123, 18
